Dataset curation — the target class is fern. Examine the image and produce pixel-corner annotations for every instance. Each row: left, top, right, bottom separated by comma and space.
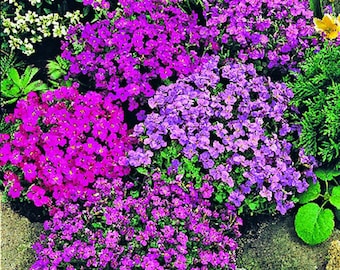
285, 43, 340, 169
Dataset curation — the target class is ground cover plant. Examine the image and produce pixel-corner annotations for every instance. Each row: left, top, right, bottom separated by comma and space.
0, 0, 339, 269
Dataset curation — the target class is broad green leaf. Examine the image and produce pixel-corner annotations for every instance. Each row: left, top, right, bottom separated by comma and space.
315, 169, 336, 181
297, 180, 321, 204
92, 222, 103, 229
330, 186, 340, 210
294, 203, 334, 245
8, 68, 21, 88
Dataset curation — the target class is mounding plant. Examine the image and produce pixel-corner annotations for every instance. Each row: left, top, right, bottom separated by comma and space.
128, 55, 317, 217
0, 65, 48, 105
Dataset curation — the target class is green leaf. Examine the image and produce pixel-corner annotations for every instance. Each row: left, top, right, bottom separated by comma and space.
22, 66, 39, 87
297, 180, 321, 204
294, 203, 334, 245
215, 193, 225, 203
136, 167, 149, 176
2, 85, 21, 97
23, 81, 48, 94
130, 190, 140, 199
92, 222, 103, 229
8, 68, 21, 88
309, 0, 322, 18
330, 186, 340, 210
315, 169, 336, 181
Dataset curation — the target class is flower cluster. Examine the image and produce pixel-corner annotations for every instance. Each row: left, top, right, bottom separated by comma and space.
31, 174, 242, 269
201, 0, 315, 76
61, 0, 210, 110
129, 56, 317, 215
0, 84, 132, 207
1, 0, 83, 55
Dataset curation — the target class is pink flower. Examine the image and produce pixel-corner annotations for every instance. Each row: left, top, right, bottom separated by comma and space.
23, 163, 37, 182
27, 186, 49, 207
0, 143, 11, 165
8, 181, 23, 198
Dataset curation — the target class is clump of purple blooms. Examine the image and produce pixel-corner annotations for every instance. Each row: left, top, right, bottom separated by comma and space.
201, 0, 315, 75
61, 0, 211, 110
128, 55, 317, 215
31, 174, 242, 269
0, 84, 132, 207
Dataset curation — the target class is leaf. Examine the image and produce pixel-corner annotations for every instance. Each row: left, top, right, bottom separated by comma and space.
22, 66, 39, 87
215, 193, 225, 203
315, 169, 336, 181
8, 68, 21, 88
330, 186, 340, 210
297, 180, 321, 204
91, 222, 103, 229
2, 85, 21, 97
130, 190, 140, 199
23, 81, 48, 94
294, 203, 334, 245
136, 167, 149, 175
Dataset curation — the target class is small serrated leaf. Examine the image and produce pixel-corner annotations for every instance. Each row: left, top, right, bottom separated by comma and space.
315, 169, 335, 181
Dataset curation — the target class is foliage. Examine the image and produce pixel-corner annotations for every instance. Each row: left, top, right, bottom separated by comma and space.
0, 65, 48, 105
285, 43, 340, 170
0, 50, 24, 81
294, 168, 340, 245
46, 56, 72, 88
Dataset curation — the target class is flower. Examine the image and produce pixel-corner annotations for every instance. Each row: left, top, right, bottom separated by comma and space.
313, 14, 340, 40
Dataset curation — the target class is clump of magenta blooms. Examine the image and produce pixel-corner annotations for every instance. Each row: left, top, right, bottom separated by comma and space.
0, 83, 132, 208
0, 0, 324, 269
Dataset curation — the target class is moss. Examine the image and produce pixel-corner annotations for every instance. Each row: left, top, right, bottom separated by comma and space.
0, 192, 43, 270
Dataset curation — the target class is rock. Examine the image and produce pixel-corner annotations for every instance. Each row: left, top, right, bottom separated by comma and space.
326, 240, 340, 270
0, 192, 43, 270
236, 213, 340, 270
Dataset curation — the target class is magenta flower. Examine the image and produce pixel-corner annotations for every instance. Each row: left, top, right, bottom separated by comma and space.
27, 186, 50, 207
23, 163, 38, 183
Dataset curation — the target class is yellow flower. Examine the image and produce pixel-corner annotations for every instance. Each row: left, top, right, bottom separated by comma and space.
313, 13, 340, 40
